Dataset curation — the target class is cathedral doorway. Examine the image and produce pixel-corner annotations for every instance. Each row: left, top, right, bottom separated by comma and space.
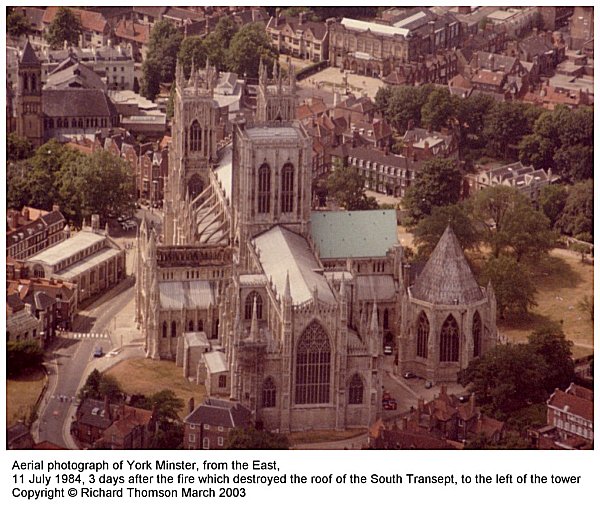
187, 174, 204, 199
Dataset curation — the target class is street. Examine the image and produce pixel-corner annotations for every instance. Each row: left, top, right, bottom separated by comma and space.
35, 280, 140, 448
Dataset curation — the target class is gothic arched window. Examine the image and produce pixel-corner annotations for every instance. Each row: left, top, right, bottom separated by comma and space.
348, 373, 364, 405
189, 120, 201, 152
416, 312, 429, 359
171, 321, 177, 338
188, 320, 194, 332
262, 377, 276, 408
473, 312, 482, 358
295, 321, 331, 405
31, 74, 37, 91
197, 319, 203, 331
162, 321, 167, 338
281, 163, 294, 213
383, 308, 390, 330
440, 314, 459, 362
258, 163, 271, 214
244, 292, 263, 320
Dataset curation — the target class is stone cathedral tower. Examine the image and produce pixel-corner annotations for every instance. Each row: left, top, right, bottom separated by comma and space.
164, 60, 220, 244
16, 40, 44, 148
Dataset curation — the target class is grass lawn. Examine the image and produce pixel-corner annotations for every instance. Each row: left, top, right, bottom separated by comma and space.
105, 358, 206, 418
496, 249, 593, 357
288, 429, 366, 446
6, 367, 46, 427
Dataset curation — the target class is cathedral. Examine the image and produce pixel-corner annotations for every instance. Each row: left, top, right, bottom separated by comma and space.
135, 60, 497, 432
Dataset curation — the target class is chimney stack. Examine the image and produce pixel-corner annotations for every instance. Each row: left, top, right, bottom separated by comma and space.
188, 397, 195, 415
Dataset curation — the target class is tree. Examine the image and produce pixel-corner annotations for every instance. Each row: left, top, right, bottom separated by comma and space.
577, 295, 593, 322
456, 93, 494, 158
412, 204, 480, 259
149, 422, 184, 449
557, 180, 593, 240
45, 7, 82, 49
67, 150, 136, 224
227, 23, 277, 78
459, 343, 547, 416
375, 84, 433, 132
225, 427, 290, 449
483, 102, 540, 159
527, 324, 574, 393
498, 200, 555, 262
421, 88, 457, 131
177, 37, 207, 79
7, 133, 33, 161
539, 184, 568, 228
79, 369, 123, 402
7, 340, 44, 378
141, 20, 183, 99
6, 161, 32, 210
326, 164, 378, 210
213, 16, 239, 49
402, 158, 462, 224
148, 390, 184, 422
7, 9, 30, 38
480, 255, 536, 319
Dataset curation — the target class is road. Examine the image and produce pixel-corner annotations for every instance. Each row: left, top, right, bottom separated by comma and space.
35, 280, 137, 448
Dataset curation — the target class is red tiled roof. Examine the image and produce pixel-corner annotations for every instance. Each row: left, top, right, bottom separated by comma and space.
548, 388, 594, 421
43, 7, 108, 34
115, 20, 151, 45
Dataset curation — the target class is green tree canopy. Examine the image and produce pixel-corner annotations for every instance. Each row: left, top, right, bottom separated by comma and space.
7, 9, 30, 38
225, 427, 290, 450
227, 23, 278, 78
412, 203, 480, 259
7, 133, 33, 161
460, 343, 547, 416
45, 7, 82, 49
480, 255, 536, 319
7, 340, 44, 378
539, 184, 568, 228
557, 180, 593, 240
177, 36, 207, 79
79, 369, 123, 402
326, 164, 378, 210
141, 20, 183, 99
421, 88, 457, 131
527, 324, 574, 393
483, 102, 540, 159
402, 158, 462, 224
375, 84, 433, 132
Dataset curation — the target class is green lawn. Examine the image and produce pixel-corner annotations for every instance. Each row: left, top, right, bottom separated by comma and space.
105, 358, 206, 418
6, 367, 46, 427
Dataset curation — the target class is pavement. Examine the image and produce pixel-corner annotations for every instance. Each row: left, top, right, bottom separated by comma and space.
298, 66, 386, 99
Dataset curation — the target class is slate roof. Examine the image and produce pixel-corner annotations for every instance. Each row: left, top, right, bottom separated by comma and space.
185, 399, 252, 428
311, 210, 398, 260
20, 40, 40, 66
45, 61, 106, 91
410, 225, 484, 305
43, 89, 118, 118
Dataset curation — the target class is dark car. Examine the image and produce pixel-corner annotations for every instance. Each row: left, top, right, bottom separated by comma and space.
383, 398, 397, 410
93, 346, 103, 357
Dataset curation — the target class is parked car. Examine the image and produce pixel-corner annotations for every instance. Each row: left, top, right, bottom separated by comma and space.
425, 380, 433, 389
383, 398, 397, 410
403, 372, 417, 379
93, 346, 103, 357
383, 344, 393, 355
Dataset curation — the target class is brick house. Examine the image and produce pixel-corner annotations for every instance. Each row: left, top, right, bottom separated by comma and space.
266, 12, 331, 62
546, 383, 593, 444
183, 398, 252, 450
6, 206, 66, 261
72, 397, 156, 449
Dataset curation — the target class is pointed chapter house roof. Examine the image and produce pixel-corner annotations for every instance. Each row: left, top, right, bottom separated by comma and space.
410, 225, 484, 305
20, 40, 40, 66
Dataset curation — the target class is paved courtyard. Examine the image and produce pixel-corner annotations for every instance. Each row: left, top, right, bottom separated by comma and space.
298, 66, 387, 99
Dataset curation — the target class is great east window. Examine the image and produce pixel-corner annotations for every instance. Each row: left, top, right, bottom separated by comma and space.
295, 321, 331, 405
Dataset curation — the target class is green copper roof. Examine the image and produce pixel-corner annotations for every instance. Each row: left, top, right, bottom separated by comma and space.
310, 210, 398, 259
